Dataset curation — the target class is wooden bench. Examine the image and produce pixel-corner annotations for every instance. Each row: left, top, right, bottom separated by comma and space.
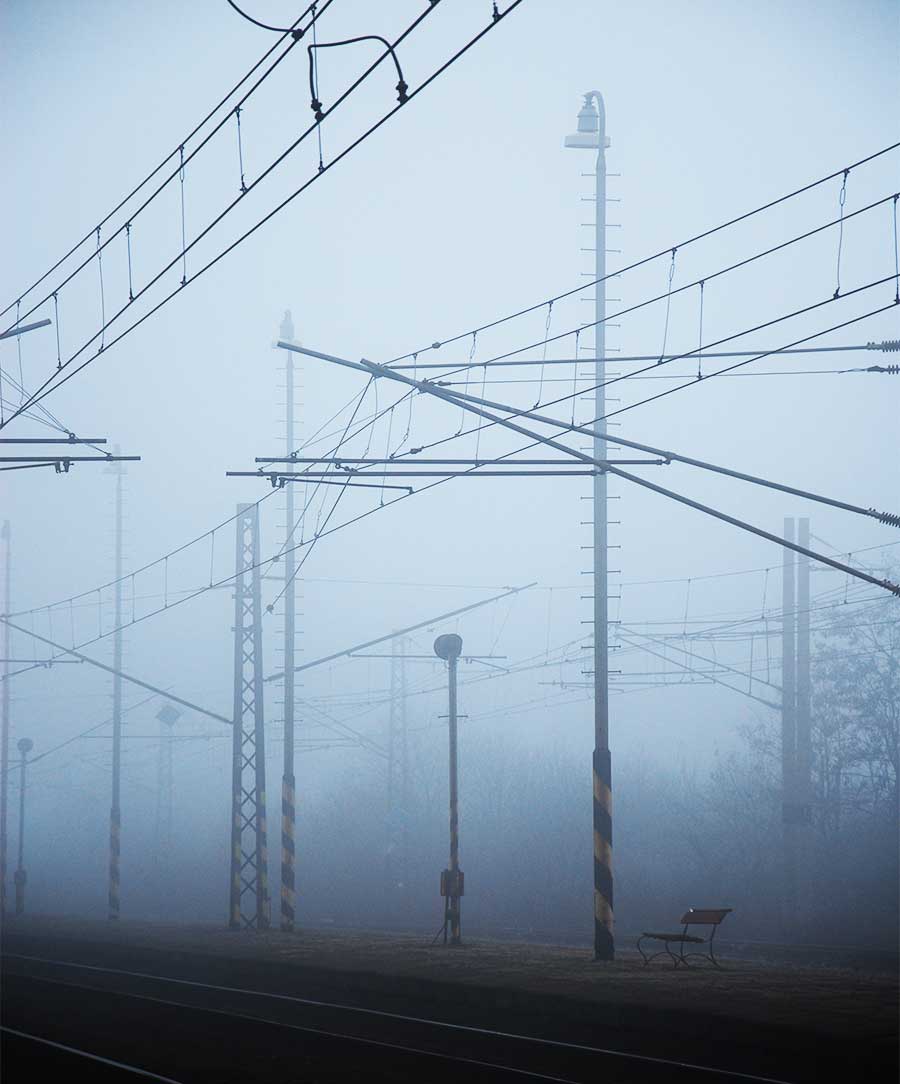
637, 908, 732, 968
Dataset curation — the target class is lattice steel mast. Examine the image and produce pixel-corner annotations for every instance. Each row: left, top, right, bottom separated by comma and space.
229, 503, 270, 929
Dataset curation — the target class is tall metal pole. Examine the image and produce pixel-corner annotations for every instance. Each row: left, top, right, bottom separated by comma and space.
796, 517, 812, 912
566, 90, 614, 960
14, 737, 32, 916
107, 455, 124, 920
435, 633, 463, 945
1, 520, 10, 916
279, 311, 298, 932
387, 635, 409, 893
781, 516, 798, 931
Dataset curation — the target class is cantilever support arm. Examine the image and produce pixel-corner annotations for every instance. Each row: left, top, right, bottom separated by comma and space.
0, 616, 233, 725
277, 342, 900, 598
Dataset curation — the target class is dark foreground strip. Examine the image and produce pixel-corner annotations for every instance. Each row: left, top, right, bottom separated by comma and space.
10, 973, 580, 1084
3, 952, 797, 1084
0, 1025, 184, 1083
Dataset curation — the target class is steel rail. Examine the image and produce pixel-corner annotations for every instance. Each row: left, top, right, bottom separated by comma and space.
3, 956, 798, 1084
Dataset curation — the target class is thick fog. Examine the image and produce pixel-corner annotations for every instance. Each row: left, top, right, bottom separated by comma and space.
2, 1, 897, 947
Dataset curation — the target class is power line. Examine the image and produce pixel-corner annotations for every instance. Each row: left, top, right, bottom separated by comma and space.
4, 1, 522, 428
404, 194, 898, 389
1, 1, 324, 324
225, 0, 306, 35
388, 143, 900, 364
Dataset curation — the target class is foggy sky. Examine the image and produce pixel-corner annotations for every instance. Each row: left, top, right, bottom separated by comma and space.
2, 1, 898, 921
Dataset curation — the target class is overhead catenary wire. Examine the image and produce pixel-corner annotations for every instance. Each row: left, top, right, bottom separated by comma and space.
396, 192, 899, 387
1, 0, 338, 396
402, 281, 898, 463
386, 341, 900, 371
2, 1, 521, 429
1, 0, 326, 323
388, 141, 900, 364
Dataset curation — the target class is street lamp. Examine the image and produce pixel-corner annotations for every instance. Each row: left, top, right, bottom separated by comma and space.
565, 91, 615, 961
434, 632, 463, 945
14, 736, 33, 916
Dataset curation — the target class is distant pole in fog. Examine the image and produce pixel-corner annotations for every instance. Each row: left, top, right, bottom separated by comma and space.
386, 635, 409, 893
435, 633, 463, 946
798, 520, 815, 832
106, 453, 126, 920
781, 516, 812, 932
14, 737, 33, 916
229, 503, 270, 929
1, 520, 11, 916
796, 518, 812, 915
155, 704, 181, 865
565, 92, 614, 961
278, 311, 299, 933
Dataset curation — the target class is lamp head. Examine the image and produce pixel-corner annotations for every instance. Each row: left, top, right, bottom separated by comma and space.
18, 738, 33, 755
433, 633, 463, 661
564, 91, 610, 150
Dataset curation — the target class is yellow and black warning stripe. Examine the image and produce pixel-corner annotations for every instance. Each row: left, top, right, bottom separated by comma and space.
592, 748, 614, 959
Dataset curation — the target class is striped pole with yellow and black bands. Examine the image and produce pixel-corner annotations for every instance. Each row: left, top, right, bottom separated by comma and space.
280, 773, 295, 931
593, 747, 613, 959
108, 806, 121, 920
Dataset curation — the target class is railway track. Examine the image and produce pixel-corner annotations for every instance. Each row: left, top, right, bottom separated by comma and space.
3, 951, 797, 1083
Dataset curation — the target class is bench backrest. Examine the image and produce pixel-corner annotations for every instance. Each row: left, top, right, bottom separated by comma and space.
679, 908, 732, 926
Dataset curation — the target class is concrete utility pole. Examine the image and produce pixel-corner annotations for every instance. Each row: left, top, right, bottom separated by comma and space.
106, 453, 125, 920
435, 633, 463, 945
1, 520, 10, 916
386, 635, 409, 893
14, 737, 32, 915
566, 92, 615, 960
229, 503, 269, 929
278, 311, 298, 932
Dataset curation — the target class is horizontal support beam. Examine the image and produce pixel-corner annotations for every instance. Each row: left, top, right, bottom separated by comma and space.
254, 469, 603, 478
253, 456, 664, 466
0, 455, 140, 463
225, 472, 411, 491
0, 438, 107, 445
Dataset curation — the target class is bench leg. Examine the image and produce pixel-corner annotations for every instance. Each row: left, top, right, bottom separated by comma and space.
637, 937, 679, 968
